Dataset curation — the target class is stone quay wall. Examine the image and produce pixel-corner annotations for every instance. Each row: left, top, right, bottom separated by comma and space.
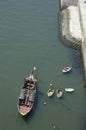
59, 0, 82, 49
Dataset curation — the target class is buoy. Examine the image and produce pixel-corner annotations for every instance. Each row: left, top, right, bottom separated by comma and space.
53, 125, 56, 129
50, 83, 52, 86
44, 102, 46, 105
33, 66, 36, 70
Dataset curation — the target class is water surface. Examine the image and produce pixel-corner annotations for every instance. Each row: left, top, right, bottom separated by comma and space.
0, 0, 85, 130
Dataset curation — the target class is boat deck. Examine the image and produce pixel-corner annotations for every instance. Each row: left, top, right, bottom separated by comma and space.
20, 106, 29, 113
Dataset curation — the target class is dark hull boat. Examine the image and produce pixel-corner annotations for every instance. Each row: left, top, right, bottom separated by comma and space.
17, 67, 37, 116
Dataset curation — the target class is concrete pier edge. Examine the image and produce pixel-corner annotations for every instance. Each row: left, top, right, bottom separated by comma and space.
78, 1, 86, 81
59, 1, 82, 50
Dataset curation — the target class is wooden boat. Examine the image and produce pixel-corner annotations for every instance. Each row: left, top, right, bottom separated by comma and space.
56, 89, 63, 98
47, 88, 55, 97
65, 88, 74, 92
17, 67, 37, 116
62, 66, 72, 73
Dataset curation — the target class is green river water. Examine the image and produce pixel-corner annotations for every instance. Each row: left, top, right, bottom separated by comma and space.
0, 0, 85, 130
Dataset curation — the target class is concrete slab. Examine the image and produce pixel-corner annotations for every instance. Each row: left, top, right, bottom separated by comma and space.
79, 0, 86, 36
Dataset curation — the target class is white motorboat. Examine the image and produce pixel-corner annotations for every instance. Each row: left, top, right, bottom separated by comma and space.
62, 66, 72, 73
65, 88, 74, 92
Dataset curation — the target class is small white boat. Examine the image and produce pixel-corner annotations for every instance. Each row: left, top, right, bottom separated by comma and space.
62, 66, 72, 73
47, 88, 55, 97
56, 89, 63, 98
65, 88, 74, 92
